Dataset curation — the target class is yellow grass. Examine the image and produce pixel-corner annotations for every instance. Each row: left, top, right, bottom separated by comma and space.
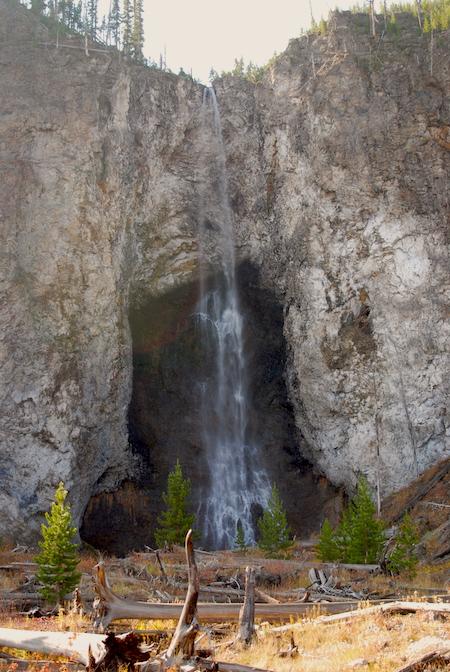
228, 611, 450, 672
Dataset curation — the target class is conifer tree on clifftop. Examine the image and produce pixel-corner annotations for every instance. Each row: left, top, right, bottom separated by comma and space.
122, 0, 133, 56
131, 0, 144, 62
108, 0, 121, 47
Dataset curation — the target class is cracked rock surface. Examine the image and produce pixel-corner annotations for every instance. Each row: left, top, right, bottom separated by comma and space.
0, 1, 448, 542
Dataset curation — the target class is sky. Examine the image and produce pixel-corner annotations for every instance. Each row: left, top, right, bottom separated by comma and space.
138, 0, 355, 82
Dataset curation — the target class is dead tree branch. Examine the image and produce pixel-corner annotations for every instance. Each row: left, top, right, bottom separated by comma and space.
164, 529, 199, 660
238, 567, 255, 645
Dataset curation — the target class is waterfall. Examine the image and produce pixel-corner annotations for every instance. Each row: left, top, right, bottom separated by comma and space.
196, 88, 271, 549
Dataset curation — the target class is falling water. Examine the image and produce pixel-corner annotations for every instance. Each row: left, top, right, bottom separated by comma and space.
196, 88, 271, 549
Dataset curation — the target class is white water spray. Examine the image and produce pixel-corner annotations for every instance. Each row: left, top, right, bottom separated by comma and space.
196, 88, 271, 549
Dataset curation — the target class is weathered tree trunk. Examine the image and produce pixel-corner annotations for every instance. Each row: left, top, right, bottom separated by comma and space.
238, 567, 255, 645
164, 529, 199, 660
0, 629, 148, 671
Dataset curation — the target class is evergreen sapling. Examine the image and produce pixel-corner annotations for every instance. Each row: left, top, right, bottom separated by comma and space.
258, 485, 291, 556
387, 513, 419, 577
35, 482, 81, 605
317, 518, 340, 562
345, 477, 385, 564
235, 520, 247, 552
155, 460, 195, 548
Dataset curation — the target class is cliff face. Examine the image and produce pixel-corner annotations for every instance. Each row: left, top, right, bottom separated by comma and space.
1, 0, 448, 547
215, 11, 450, 497
0, 0, 205, 539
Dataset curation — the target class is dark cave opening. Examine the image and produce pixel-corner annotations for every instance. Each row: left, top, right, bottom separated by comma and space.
80, 261, 342, 555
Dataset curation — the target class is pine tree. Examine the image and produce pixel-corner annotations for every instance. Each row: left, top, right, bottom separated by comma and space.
109, 0, 121, 47
317, 518, 340, 562
345, 477, 385, 564
387, 513, 419, 577
335, 505, 353, 561
87, 0, 97, 39
35, 482, 81, 605
122, 0, 133, 56
155, 460, 195, 548
131, 0, 144, 62
235, 520, 247, 552
258, 485, 291, 556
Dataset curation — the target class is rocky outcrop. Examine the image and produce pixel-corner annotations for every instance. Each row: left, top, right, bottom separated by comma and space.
0, 0, 205, 540
214, 11, 450, 499
1, 0, 448, 548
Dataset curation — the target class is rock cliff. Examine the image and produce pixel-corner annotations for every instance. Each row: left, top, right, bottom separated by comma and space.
0, 0, 448, 549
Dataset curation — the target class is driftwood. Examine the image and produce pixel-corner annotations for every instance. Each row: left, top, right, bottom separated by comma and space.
0, 657, 81, 670
317, 600, 450, 624
238, 567, 255, 645
270, 600, 450, 632
307, 568, 366, 600
0, 628, 149, 671
254, 588, 279, 605
393, 639, 450, 672
93, 563, 384, 625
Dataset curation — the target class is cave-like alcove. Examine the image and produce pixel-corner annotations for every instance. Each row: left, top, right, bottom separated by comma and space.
81, 260, 342, 554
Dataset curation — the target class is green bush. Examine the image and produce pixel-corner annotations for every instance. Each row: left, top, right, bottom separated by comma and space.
35, 482, 81, 605
258, 485, 291, 556
155, 460, 195, 548
387, 513, 419, 577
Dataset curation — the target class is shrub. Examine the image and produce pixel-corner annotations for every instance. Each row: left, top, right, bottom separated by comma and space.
258, 485, 291, 556
35, 482, 81, 605
387, 513, 419, 576
155, 460, 195, 548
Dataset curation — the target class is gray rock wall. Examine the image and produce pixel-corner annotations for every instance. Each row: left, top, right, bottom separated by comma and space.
0, 0, 448, 542
215, 11, 450, 498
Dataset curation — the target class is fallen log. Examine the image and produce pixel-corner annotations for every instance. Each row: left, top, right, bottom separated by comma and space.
94, 564, 394, 625
254, 589, 279, 605
394, 649, 450, 672
0, 629, 152, 671
142, 661, 274, 672
317, 600, 450, 624
0, 628, 106, 665
271, 600, 450, 631
0, 657, 81, 670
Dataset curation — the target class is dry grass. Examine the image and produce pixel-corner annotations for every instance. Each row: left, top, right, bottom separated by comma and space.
227, 610, 450, 672
0, 600, 448, 671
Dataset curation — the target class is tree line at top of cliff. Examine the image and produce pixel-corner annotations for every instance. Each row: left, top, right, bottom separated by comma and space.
214, 0, 450, 84
12, 0, 450, 82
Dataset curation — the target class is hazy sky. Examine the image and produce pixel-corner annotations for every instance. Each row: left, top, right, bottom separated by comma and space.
139, 0, 355, 82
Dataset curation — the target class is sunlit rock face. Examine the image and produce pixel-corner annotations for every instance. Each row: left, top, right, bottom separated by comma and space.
1, 0, 448, 548
214, 10, 450, 498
